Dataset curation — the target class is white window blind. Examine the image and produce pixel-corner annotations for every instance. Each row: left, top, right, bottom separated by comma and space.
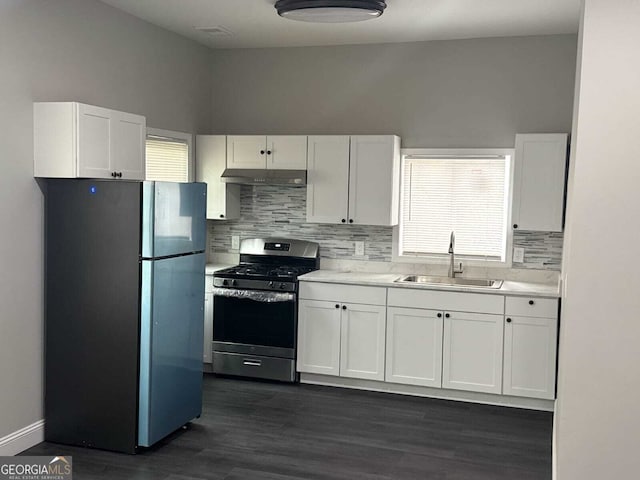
145, 135, 189, 182
400, 155, 510, 260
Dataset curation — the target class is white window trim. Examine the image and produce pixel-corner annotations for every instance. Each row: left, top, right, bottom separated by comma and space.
146, 127, 194, 182
392, 147, 516, 268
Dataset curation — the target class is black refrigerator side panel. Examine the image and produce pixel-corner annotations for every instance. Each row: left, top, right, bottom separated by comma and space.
45, 179, 141, 454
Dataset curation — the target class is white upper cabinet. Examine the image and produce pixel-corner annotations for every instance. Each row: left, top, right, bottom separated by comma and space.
512, 133, 568, 232
34, 102, 145, 180
111, 110, 145, 180
226, 135, 307, 170
348, 135, 400, 226
196, 135, 240, 220
306, 135, 401, 226
267, 136, 308, 170
226, 135, 267, 169
306, 136, 351, 224
76, 104, 112, 178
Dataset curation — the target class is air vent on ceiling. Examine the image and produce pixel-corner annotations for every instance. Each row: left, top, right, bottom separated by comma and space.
195, 26, 232, 36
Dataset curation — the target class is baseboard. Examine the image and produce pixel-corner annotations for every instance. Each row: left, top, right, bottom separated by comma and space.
300, 374, 555, 411
0, 420, 45, 456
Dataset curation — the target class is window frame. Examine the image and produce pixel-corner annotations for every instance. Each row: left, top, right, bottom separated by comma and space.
392, 148, 515, 268
145, 127, 194, 182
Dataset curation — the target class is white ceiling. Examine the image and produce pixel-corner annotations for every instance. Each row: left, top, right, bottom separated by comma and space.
99, 0, 581, 49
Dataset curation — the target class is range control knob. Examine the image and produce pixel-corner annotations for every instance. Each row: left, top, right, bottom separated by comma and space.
269, 281, 274, 288
222, 279, 228, 286
279, 283, 286, 290
231, 279, 238, 287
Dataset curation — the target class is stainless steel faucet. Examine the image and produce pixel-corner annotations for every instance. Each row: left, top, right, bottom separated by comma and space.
448, 231, 463, 278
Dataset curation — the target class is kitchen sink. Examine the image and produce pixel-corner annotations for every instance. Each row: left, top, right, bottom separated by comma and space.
395, 275, 503, 289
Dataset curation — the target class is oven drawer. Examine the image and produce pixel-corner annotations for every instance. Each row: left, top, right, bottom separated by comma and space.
213, 351, 297, 382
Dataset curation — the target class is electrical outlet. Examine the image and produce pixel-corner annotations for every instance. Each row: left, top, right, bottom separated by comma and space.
231, 235, 240, 250
355, 241, 365, 256
513, 247, 525, 263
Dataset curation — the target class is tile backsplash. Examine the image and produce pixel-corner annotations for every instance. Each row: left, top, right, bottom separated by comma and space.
513, 231, 564, 270
208, 185, 393, 261
208, 185, 563, 271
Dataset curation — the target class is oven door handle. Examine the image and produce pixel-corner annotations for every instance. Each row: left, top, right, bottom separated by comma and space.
212, 287, 296, 303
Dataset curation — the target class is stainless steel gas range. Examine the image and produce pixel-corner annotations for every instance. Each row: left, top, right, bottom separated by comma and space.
212, 238, 320, 382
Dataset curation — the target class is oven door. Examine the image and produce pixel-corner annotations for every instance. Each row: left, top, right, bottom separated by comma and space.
212, 288, 297, 358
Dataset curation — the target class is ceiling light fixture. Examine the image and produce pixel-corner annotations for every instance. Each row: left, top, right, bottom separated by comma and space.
275, 0, 387, 23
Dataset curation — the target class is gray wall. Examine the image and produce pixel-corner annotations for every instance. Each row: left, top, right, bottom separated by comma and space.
210, 35, 577, 147
0, 0, 212, 439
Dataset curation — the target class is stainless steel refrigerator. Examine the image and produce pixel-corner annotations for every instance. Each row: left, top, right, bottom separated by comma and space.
44, 179, 206, 454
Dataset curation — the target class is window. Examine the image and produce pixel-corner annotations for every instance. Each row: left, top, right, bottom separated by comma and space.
145, 128, 192, 182
396, 149, 512, 263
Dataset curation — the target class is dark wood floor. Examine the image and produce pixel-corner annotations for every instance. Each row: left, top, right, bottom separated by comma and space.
23, 374, 552, 479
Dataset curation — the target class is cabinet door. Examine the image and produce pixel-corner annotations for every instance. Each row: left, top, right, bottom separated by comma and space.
297, 300, 341, 376
266, 136, 307, 170
306, 136, 350, 224
227, 135, 267, 169
77, 103, 112, 178
386, 307, 443, 387
512, 133, 568, 232
503, 316, 557, 399
442, 311, 504, 394
111, 110, 145, 180
340, 303, 386, 381
196, 135, 240, 220
203, 292, 214, 364
348, 135, 400, 226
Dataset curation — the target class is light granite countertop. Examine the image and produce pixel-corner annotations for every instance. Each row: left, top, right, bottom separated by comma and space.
298, 270, 560, 298
205, 263, 233, 275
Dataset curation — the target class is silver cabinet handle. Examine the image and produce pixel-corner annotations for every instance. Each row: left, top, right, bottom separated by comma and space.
243, 360, 262, 367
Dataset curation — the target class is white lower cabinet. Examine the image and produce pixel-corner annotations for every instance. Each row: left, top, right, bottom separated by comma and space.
442, 311, 504, 394
340, 303, 386, 381
298, 281, 559, 404
503, 313, 558, 400
297, 300, 342, 376
297, 283, 386, 380
385, 307, 443, 387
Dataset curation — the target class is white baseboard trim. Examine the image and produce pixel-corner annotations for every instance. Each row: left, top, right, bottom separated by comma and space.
0, 420, 45, 456
301, 374, 555, 411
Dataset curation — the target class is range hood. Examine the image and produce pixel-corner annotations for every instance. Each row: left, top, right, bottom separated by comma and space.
221, 169, 307, 186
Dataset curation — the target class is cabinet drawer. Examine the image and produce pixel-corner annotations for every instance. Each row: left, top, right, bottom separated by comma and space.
205, 275, 215, 293
388, 288, 504, 315
505, 297, 558, 318
299, 281, 386, 306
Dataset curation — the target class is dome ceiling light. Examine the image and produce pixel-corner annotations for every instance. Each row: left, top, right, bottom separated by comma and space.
275, 0, 387, 23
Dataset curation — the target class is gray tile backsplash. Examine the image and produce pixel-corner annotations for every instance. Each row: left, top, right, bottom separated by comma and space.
208, 185, 393, 261
208, 185, 562, 270
513, 231, 564, 270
